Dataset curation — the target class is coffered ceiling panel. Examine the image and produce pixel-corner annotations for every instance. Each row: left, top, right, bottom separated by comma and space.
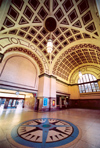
53, 44, 100, 80
0, 0, 100, 81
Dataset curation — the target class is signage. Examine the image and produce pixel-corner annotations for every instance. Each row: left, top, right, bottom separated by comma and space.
52, 100, 55, 106
43, 98, 48, 106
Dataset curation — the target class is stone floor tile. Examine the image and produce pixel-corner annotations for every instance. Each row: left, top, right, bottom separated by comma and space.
0, 108, 100, 148
74, 140, 96, 148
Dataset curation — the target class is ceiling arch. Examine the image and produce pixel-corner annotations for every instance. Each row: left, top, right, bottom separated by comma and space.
0, 35, 49, 74
53, 43, 100, 82
0, 0, 100, 84
0, 0, 100, 62
69, 64, 100, 84
4, 47, 44, 74
0, 55, 39, 90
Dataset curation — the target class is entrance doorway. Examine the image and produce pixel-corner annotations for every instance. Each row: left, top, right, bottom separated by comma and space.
34, 98, 39, 111
0, 98, 24, 109
56, 95, 70, 109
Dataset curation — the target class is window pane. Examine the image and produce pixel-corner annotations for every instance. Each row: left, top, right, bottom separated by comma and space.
80, 77, 83, 83
92, 75, 96, 81
91, 83, 96, 92
89, 74, 93, 81
87, 83, 92, 92
78, 79, 81, 84
81, 84, 85, 93
79, 85, 82, 93
84, 84, 88, 92
94, 82, 99, 91
85, 74, 89, 82
83, 75, 87, 82
78, 73, 99, 93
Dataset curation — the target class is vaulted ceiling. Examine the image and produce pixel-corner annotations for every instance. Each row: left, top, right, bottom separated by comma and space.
0, 0, 100, 83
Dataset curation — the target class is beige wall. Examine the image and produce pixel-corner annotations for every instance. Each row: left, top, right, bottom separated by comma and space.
80, 93, 100, 99
37, 75, 50, 97
50, 77, 56, 97
37, 75, 56, 98
24, 93, 35, 109
0, 55, 39, 90
69, 85, 100, 100
56, 80, 100, 100
69, 85, 80, 99
56, 81, 69, 94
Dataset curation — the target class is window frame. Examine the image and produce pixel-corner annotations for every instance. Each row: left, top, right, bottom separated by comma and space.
78, 74, 100, 93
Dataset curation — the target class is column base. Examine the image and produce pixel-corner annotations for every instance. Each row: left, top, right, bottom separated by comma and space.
36, 97, 57, 112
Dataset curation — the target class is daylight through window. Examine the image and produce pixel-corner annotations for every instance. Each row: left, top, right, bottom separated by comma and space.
78, 74, 100, 93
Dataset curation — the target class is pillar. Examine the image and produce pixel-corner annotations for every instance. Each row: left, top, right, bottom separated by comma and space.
4, 99, 9, 109
59, 96, 62, 109
37, 73, 57, 111
15, 100, 18, 108
0, 99, 1, 106
64, 97, 68, 108
22, 99, 25, 108
11, 100, 14, 107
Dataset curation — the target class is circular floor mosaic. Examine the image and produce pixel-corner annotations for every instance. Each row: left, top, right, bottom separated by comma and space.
10, 118, 81, 148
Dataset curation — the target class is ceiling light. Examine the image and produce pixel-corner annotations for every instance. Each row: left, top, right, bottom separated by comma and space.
47, 39, 53, 53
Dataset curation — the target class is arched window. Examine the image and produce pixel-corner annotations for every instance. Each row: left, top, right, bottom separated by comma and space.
78, 74, 100, 93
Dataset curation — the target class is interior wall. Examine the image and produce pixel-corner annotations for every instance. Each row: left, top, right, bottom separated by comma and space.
69, 84, 100, 99
24, 93, 35, 109
0, 55, 39, 90
56, 80, 100, 109
68, 85, 80, 99
69, 84, 100, 109
56, 81, 69, 94
56, 79, 100, 100
37, 75, 50, 97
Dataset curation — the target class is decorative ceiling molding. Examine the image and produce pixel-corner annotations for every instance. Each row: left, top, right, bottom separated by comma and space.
69, 64, 100, 84
0, 0, 99, 63
0, 0, 100, 83
53, 43, 100, 81
4, 47, 44, 74
0, 36, 49, 74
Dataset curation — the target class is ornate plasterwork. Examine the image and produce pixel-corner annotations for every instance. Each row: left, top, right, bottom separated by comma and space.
4, 47, 44, 74
53, 43, 100, 81
69, 64, 100, 84
0, 0, 100, 83
0, 0, 100, 62
0, 36, 49, 74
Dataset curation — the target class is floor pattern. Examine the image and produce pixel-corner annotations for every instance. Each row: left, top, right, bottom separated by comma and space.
9, 118, 81, 148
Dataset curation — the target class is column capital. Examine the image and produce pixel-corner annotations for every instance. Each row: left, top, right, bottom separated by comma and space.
39, 73, 57, 79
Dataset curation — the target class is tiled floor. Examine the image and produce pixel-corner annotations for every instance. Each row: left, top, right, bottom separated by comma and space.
0, 106, 100, 148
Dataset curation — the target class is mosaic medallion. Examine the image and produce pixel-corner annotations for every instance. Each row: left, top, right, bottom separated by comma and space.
10, 118, 80, 148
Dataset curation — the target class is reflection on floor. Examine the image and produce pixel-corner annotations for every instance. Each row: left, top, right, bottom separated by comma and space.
0, 108, 100, 148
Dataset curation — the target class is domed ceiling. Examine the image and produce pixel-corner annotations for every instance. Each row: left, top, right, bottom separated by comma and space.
0, 0, 100, 82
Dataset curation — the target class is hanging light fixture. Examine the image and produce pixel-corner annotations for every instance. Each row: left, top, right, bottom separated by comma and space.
79, 71, 82, 78
47, 39, 53, 53
45, 17, 56, 54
